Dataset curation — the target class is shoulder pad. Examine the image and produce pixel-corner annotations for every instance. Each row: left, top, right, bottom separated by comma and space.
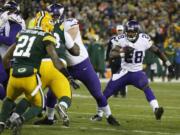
140, 33, 151, 40
8, 14, 26, 30
64, 18, 78, 31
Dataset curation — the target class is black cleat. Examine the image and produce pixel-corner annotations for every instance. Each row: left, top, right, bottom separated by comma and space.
90, 114, 102, 121
34, 116, 54, 125
0, 122, 5, 134
106, 115, 120, 126
154, 107, 164, 120
55, 104, 69, 127
120, 87, 127, 98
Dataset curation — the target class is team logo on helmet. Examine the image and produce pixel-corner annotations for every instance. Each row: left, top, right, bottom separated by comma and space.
34, 11, 54, 32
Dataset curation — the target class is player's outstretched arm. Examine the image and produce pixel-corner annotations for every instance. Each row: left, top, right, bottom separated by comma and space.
2, 44, 16, 69
46, 42, 80, 89
45, 42, 65, 70
149, 45, 175, 77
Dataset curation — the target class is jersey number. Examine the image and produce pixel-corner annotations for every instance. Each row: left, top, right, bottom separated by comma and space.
54, 33, 61, 48
13, 35, 36, 57
125, 51, 143, 63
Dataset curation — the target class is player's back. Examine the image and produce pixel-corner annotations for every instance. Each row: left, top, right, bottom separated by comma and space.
13, 29, 49, 70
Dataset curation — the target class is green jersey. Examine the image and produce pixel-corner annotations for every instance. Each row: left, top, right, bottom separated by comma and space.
52, 22, 66, 59
13, 29, 56, 70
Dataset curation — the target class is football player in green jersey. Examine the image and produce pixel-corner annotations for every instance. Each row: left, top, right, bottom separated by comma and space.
0, 11, 70, 134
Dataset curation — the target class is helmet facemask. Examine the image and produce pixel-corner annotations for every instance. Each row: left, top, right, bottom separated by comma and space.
125, 20, 140, 42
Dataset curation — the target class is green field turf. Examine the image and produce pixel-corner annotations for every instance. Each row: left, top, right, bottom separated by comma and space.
1, 82, 180, 135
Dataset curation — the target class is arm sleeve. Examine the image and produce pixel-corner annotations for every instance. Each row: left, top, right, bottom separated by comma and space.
0, 21, 22, 46
43, 33, 57, 46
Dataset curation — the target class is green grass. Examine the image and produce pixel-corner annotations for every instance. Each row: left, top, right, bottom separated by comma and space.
2, 82, 180, 135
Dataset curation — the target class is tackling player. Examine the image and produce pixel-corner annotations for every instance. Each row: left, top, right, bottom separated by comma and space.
0, 11, 69, 134
34, 3, 120, 126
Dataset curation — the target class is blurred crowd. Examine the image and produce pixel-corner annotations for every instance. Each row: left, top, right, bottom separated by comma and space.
0, 0, 180, 80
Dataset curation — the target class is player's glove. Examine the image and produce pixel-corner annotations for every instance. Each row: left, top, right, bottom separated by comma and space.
166, 61, 175, 78
68, 76, 80, 90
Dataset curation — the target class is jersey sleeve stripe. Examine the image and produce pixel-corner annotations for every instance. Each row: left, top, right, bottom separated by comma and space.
37, 11, 45, 27
43, 35, 56, 45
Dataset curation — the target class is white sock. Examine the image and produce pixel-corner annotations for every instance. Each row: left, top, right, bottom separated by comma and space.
150, 99, 159, 112
100, 104, 111, 118
47, 107, 55, 120
59, 101, 68, 109
97, 107, 103, 117
9, 112, 20, 122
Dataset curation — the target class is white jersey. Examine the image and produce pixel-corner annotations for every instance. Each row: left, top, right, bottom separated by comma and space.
116, 33, 153, 72
63, 18, 89, 66
0, 12, 25, 57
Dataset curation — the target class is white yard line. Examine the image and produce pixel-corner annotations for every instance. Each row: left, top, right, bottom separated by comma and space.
68, 111, 180, 119
24, 125, 180, 135
99, 78, 180, 83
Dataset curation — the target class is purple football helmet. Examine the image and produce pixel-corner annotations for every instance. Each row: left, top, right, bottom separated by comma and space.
125, 20, 140, 42
47, 3, 64, 22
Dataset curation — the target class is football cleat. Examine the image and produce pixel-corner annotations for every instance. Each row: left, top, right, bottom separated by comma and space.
10, 117, 24, 135
106, 115, 120, 126
0, 122, 5, 134
34, 116, 54, 125
154, 107, 164, 120
90, 114, 102, 121
55, 104, 69, 127
120, 88, 127, 98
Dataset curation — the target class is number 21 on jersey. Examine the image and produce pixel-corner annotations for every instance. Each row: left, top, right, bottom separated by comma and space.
13, 35, 36, 57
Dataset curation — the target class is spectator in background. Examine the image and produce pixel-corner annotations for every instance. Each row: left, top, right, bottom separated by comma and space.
88, 35, 106, 78
174, 47, 180, 80
164, 40, 175, 81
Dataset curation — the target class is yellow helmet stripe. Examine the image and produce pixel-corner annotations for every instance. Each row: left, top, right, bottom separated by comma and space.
37, 11, 45, 27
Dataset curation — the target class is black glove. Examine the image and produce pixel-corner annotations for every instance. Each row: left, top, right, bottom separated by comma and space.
68, 76, 80, 90
167, 64, 175, 78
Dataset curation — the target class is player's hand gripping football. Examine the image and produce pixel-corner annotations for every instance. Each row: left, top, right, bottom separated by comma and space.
68, 76, 80, 90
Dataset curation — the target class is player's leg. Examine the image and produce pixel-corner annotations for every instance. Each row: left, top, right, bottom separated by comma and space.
0, 75, 22, 133
34, 72, 71, 126
9, 74, 44, 135
0, 58, 7, 100
70, 58, 119, 125
130, 71, 164, 120
50, 75, 71, 127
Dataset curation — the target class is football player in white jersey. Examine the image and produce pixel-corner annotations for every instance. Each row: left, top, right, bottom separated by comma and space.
102, 20, 175, 120
0, 1, 25, 100
34, 3, 120, 126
